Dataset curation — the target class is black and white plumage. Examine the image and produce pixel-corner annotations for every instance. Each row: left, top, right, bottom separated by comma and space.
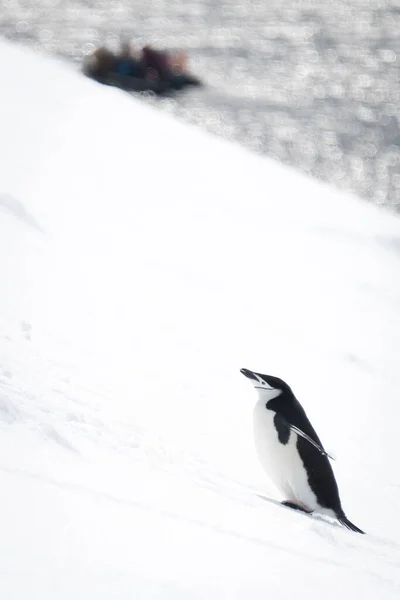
240, 368, 364, 534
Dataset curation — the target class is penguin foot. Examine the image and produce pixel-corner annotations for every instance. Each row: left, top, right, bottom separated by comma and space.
282, 500, 313, 514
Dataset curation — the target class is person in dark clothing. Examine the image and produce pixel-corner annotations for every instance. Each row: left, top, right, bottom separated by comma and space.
83, 42, 202, 93
142, 45, 171, 81
86, 47, 117, 78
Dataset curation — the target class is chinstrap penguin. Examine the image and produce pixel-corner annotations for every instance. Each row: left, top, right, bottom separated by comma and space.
240, 368, 364, 534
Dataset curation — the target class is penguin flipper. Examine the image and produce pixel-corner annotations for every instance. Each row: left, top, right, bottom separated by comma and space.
270, 397, 334, 461
288, 423, 335, 460
338, 515, 365, 534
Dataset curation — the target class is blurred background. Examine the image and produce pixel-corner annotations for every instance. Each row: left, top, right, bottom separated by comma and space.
2, 0, 400, 209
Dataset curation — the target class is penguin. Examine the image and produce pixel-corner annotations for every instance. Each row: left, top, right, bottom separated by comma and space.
240, 368, 364, 534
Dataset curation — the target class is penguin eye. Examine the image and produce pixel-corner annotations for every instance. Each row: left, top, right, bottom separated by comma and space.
261, 382, 265, 385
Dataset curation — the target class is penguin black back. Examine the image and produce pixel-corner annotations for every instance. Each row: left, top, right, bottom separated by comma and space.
267, 386, 343, 513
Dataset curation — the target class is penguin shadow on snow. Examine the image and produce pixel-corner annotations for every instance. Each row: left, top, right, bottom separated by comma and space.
240, 368, 365, 534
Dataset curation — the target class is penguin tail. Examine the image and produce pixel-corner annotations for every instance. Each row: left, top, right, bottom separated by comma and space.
338, 515, 365, 534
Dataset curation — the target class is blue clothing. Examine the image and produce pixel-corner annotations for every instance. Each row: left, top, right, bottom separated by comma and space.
116, 59, 143, 77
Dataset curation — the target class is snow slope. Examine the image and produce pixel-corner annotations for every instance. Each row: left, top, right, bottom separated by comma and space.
1, 40, 400, 598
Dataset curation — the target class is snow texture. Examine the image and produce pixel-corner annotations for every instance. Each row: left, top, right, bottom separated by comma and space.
1, 40, 400, 598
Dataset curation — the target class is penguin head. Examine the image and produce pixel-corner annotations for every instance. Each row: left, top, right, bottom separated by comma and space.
240, 368, 291, 400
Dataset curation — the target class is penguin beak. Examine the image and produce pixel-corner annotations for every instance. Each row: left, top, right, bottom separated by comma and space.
240, 368, 258, 382
240, 368, 277, 394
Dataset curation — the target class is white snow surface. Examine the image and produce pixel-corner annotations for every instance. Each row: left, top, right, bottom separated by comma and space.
1, 40, 400, 598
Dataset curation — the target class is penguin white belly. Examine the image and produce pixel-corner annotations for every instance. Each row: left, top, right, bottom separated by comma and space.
253, 399, 318, 510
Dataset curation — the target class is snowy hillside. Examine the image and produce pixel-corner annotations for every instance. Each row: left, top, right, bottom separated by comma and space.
1, 39, 400, 598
